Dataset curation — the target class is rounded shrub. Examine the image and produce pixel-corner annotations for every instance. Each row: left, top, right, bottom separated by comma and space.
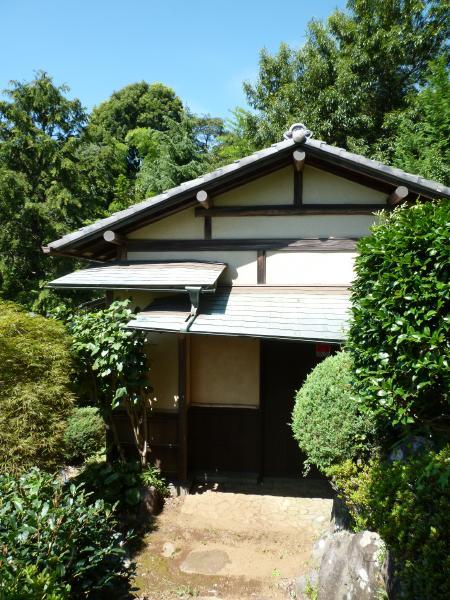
64, 406, 105, 464
291, 351, 376, 473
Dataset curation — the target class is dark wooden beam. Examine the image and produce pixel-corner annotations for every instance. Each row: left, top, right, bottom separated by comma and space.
127, 237, 359, 252
177, 335, 188, 481
293, 150, 306, 172
388, 185, 409, 206
103, 230, 127, 245
293, 151, 305, 208
195, 204, 384, 217
257, 250, 266, 284
204, 215, 212, 240
196, 189, 211, 209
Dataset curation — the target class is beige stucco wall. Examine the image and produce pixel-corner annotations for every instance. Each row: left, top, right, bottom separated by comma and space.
190, 335, 260, 407
303, 166, 386, 204
127, 207, 202, 239
215, 166, 293, 206
211, 214, 376, 239
266, 251, 357, 285
146, 332, 179, 412
127, 250, 257, 284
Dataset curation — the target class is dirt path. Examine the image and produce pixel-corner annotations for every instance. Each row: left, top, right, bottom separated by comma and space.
134, 479, 333, 599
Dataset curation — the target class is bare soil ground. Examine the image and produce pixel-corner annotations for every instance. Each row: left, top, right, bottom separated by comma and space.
133, 479, 333, 600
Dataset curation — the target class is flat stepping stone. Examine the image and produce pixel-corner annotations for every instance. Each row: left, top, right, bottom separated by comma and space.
180, 549, 231, 575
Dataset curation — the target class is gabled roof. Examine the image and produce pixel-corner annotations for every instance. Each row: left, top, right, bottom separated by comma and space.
45, 129, 450, 260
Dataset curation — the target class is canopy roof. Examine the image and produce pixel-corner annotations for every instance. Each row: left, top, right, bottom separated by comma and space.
47, 261, 227, 291
128, 286, 350, 343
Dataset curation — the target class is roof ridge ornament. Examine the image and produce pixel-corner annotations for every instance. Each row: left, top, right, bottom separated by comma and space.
283, 123, 312, 143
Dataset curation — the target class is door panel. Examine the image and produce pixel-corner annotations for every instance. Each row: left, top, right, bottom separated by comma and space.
262, 340, 321, 476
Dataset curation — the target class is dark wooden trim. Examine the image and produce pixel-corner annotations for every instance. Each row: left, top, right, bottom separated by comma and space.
127, 237, 359, 252
105, 291, 114, 306
257, 250, 266, 284
116, 244, 128, 260
178, 335, 188, 481
204, 216, 212, 240
293, 170, 303, 207
258, 339, 264, 482
195, 204, 384, 217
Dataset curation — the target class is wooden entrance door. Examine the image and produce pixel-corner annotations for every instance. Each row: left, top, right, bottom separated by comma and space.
261, 340, 321, 476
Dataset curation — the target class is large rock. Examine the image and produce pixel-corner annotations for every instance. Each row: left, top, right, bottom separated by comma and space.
317, 530, 386, 599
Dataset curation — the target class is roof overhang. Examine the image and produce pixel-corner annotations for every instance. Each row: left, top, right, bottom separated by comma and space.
128, 286, 350, 343
47, 261, 227, 291
43, 134, 450, 262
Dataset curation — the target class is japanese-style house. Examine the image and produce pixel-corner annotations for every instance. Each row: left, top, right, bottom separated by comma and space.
45, 123, 450, 481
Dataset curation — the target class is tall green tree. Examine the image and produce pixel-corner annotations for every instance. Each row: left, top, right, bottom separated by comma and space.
385, 57, 450, 184
0, 73, 127, 309
224, 0, 449, 159
89, 81, 184, 142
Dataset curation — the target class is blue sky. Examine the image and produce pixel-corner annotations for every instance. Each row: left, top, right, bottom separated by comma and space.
1, 0, 346, 120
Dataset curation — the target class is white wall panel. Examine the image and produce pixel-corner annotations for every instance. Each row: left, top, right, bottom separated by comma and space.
303, 166, 386, 204
215, 166, 293, 206
266, 251, 357, 285
212, 214, 376, 239
127, 250, 257, 285
128, 207, 202, 239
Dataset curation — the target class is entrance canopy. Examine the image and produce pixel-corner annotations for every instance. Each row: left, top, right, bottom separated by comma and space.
47, 261, 227, 291
128, 287, 350, 343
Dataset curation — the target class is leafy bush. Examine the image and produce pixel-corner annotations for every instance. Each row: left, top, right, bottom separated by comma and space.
77, 460, 169, 514
0, 468, 133, 599
141, 465, 170, 497
348, 201, 450, 432
291, 352, 376, 473
68, 300, 151, 466
329, 446, 450, 600
64, 407, 105, 464
77, 460, 144, 511
0, 301, 74, 474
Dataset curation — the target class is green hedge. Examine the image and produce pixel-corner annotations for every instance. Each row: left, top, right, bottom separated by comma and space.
64, 406, 105, 464
329, 447, 450, 599
348, 201, 450, 432
0, 301, 74, 474
291, 351, 376, 473
0, 468, 133, 599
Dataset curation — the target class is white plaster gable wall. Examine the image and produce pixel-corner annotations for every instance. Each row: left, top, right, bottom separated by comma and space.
214, 166, 293, 206
127, 207, 202, 239
303, 166, 386, 204
211, 214, 377, 239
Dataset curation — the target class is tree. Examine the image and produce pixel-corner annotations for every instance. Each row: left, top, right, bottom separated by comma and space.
385, 57, 450, 184
133, 113, 216, 198
89, 81, 184, 142
0, 72, 125, 310
229, 0, 449, 156
0, 300, 74, 474
68, 300, 151, 467
348, 201, 450, 436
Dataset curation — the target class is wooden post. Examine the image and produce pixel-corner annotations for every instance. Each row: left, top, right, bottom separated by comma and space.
388, 186, 409, 206
257, 250, 266, 284
177, 334, 188, 481
293, 150, 305, 207
204, 215, 212, 240
196, 189, 211, 209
